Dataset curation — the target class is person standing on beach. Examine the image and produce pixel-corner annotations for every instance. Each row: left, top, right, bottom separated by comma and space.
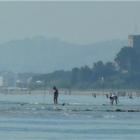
53, 86, 59, 104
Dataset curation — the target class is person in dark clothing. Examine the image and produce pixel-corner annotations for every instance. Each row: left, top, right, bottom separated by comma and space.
53, 86, 59, 104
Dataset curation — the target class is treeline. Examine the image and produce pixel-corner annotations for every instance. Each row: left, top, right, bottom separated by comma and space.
30, 46, 140, 89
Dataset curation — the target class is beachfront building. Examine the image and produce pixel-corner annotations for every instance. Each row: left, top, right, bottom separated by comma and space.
128, 35, 140, 49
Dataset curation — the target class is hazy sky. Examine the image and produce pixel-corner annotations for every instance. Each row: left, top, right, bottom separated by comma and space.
0, 1, 140, 44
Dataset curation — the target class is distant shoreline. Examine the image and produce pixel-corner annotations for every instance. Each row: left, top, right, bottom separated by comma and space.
0, 88, 140, 97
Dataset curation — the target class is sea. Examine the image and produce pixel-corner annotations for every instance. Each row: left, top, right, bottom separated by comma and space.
0, 92, 140, 140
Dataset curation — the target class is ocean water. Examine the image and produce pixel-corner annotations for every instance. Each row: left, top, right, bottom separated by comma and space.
0, 93, 140, 140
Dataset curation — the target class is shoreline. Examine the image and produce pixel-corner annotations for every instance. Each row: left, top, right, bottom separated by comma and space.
0, 88, 140, 96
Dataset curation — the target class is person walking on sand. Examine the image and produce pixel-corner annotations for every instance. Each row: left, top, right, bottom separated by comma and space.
53, 86, 59, 104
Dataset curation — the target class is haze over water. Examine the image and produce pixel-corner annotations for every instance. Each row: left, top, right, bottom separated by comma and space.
0, 1, 140, 140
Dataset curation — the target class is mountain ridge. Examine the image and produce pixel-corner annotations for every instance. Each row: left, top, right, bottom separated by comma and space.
0, 37, 127, 73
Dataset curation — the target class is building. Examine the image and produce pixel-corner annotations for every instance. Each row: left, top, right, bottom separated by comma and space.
128, 35, 140, 49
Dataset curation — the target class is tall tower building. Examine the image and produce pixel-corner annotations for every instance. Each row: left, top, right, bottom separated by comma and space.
128, 35, 140, 49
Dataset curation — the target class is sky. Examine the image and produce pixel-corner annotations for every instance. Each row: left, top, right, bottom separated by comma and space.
0, 1, 140, 44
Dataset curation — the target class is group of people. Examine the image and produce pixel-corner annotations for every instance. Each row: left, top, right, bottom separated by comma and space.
53, 87, 119, 105
52, 86, 119, 105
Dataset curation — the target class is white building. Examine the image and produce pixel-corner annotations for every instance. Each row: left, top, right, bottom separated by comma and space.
128, 35, 140, 49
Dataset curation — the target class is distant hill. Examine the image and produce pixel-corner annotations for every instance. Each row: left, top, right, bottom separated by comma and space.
0, 37, 126, 73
